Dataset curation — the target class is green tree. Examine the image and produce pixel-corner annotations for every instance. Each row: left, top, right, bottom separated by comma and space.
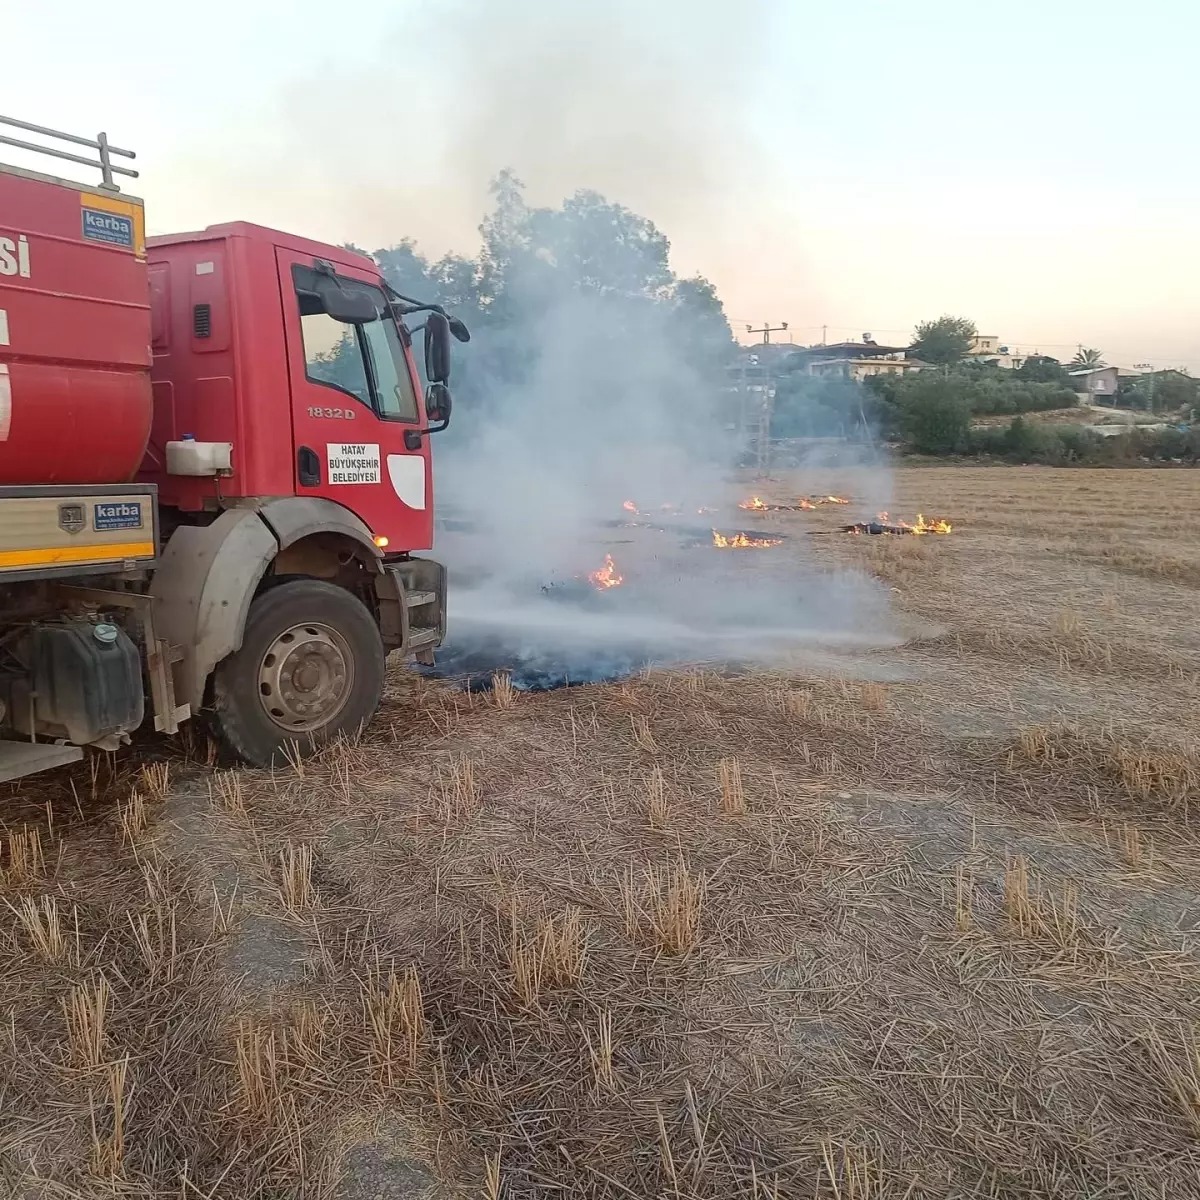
668, 276, 735, 367
363, 171, 739, 449
1002, 415, 1049, 460
474, 168, 534, 318
373, 240, 432, 299
526, 189, 674, 298
880, 364, 1075, 429
898, 375, 972, 454
307, 328, 364, 396
1148, 370, 1198, 413
1017, 355, 1071, 386
1070, 347, 1105, 369
772, 375, 866, 438
910, 315, 977, 366
426, 253, 483, 316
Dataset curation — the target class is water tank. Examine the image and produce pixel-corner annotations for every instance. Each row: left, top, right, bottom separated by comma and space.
0, 167, 151, 485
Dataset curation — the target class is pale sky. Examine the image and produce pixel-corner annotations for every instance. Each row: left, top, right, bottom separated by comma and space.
6, 0, 1197, 369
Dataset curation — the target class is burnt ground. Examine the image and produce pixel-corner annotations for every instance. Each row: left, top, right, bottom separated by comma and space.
2, 465, 1200, 1198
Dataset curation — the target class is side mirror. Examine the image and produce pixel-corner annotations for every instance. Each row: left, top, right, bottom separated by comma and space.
403, 384, 453, 451
425, 382, 452, 429
448, 316, 472, 344
424, 312, 452, 383
317, 278, 377, 324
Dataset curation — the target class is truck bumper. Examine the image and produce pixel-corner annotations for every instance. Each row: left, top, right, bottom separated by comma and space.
378, 556, 447, 664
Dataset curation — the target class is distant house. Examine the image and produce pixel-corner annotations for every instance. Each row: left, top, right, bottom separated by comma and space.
1070, 365, 1119, 402
1069, 365, 1141, 405
966, 335, 1034, 371
789, 338, 927, 382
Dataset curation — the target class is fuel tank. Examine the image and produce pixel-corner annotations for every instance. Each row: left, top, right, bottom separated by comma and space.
0, 165, 151, 485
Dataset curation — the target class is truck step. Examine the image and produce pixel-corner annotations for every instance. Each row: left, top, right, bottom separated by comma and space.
0, 740, 84, 784
406, 590, 437, 607
407, 628, 441, 650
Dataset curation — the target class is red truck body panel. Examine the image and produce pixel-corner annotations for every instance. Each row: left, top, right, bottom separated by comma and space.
0, 168, 436, 551
0, 167, 152, 485
144, 223, 434, 551
142, 226, 297, 511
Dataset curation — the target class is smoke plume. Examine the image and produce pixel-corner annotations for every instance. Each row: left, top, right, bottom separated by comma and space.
307, 3, 897, 686
423, 189, 898, 686
265, 0, 902, 683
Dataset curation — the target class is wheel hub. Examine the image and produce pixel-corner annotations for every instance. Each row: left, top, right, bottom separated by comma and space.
257, 622, 355, 733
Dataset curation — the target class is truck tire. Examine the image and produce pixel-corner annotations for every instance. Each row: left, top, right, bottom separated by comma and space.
211, 579, 385, 767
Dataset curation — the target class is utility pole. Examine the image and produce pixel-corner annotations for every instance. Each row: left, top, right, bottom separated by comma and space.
1134, 363, 1154, 411
743, 324, 787, 479
754, 377, 775, 479
735, 355, 750, 442
734, 352, 773, 475
746, 322, 788, 345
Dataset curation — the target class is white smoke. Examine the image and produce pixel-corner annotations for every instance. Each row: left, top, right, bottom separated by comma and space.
427, 213, 899, 683
267, 0, 903, 681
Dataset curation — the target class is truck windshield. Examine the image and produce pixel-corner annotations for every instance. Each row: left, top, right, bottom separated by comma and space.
293, 266, 419, 422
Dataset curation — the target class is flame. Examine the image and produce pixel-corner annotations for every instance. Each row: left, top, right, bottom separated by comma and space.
711, 529, 783, 549
913, 513, 952, 534
795, 495, 850, 507
622, 500, 638, 514
738, 496, 769, 511
869, 511, 952, 535
588, 553, 624, 588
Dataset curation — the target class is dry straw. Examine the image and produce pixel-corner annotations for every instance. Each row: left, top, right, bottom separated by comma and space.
2, 825, 45, 885
8, 467, 1200, 1197
717, 757, 746, 814
621, 860, 706, 955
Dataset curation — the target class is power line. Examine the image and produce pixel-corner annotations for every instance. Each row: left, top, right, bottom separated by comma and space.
779, 322, 1183, 356
746, 322, 789, 345
731, 316, 1194, 367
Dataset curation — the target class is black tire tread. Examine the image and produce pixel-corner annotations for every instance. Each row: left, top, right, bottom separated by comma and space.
210, 579, 384, 767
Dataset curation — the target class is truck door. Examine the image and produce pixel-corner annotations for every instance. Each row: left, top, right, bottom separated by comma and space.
276, 250, 432, 551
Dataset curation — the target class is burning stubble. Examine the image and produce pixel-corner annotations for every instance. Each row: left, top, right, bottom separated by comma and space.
430, 294, 902, 688
427, 563, 903, 692
843, 512, 953, 536
739, 495, 851, 512
710, 530, 784, 549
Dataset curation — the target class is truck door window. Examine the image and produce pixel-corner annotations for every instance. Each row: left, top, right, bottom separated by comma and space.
361, 313, 418, 421
293, 265, 418, 422
299, 313, 372, 409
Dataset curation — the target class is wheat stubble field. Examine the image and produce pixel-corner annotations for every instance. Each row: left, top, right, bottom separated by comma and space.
2, 465, 1200, 1199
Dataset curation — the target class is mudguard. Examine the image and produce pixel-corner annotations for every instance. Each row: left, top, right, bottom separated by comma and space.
148, 509, 278, 711
256, 496, 385, 564
149, 498, 392, 710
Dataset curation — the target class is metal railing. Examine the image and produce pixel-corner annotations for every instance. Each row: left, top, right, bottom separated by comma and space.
0, 116, 137, 192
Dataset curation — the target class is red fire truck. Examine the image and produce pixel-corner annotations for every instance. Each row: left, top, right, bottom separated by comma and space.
0, 116, 467, 782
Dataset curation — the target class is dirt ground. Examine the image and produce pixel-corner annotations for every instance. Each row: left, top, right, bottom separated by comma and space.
3, 465, 1200, 1199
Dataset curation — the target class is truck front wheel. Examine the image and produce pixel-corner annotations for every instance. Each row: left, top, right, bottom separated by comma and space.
211, 579, 385, 766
